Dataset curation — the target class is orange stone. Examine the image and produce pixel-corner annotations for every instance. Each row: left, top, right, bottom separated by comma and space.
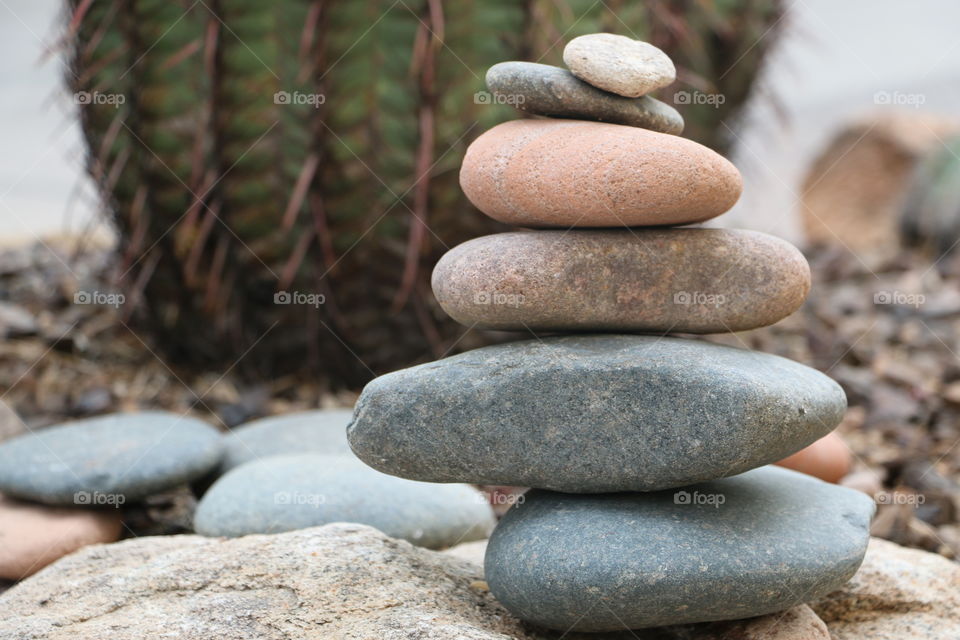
776, 432, 852, 484
0, 494, 122, 580
459, 119, 742, 228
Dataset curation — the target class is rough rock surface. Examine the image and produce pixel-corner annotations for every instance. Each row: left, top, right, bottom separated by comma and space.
0, 494, 122, 580
443, 539, 489, 567
812, 537, 960, 639
195, 454, 494, 548
0, 523, 541, 640
459, 119, 741, 228
486, 466, 875, 631
563, 33, 676, 97
432, 229, 810, 333
486, 61, 683, 134
348, 335, 847, 493
219, 409, 354, 473
0, 411, 222, 505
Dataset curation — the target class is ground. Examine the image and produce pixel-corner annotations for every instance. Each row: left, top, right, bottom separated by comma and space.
0, 237, 958, 560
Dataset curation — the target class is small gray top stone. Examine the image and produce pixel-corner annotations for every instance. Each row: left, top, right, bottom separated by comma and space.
563, 33, 676, 97
194, 454, 495, 549
220, 409, 354, 473
485, 466, 876, 631
486, 61, 683, 134
0, 411, 223, 505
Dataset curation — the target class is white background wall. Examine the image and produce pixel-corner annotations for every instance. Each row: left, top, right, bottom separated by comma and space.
2, 0, 960, 244
0, 0, 99, 244
718, 0, 960, 241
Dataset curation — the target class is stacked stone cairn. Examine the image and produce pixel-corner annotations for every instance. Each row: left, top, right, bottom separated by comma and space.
348, 34, 875, 632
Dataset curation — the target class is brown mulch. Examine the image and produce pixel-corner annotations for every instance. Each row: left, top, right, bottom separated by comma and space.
1, 238, 959, 559
0, 239, 355, 433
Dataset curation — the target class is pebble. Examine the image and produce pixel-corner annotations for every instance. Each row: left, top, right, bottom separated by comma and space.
0, 411, 223, 505
220, 409, 354, 473
194, 454, 495, 549
432, 229, 810, 333
460, 119, 741, 227
485, 61, 683, 134
563, 33, 676, 97
0, 494, 122, 580
485, 466, 875, 631
775, 431, 852, 483
347, 335, 847, 493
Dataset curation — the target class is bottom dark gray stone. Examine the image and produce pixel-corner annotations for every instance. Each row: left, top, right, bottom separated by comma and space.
485, 466, 875, 632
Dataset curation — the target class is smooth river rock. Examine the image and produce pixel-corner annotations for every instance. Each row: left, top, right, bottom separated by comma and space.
347, 335, 847, 493
0, 411, 223, 505
485, 466, 875, 631
443, 538, 833, 640
220, 409, 354, 473
194, 454, 494, 549
0, 494, 123, 580
432, 229, 810, 333
460, 119, 741, 227
563, 33, 676, 97
486, 62, 683, 134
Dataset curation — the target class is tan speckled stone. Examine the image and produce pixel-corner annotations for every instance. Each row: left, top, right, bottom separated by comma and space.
0, 494, 122, 580
432, 229, 810, 333
813, 537, 960, 640
459, 119, 742, 227
563, 33, 676, 97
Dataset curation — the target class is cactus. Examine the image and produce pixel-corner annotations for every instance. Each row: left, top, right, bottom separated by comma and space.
901, 134, 960, 257
66, 0, 783, 388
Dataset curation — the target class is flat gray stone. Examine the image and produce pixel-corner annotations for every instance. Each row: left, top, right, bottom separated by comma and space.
0, 412, 222, 505
486, 62, 683, 134
220, 409, 353, 473
348, 335, 847, 493
194, 454, 495, 549
485, 466, 875, 631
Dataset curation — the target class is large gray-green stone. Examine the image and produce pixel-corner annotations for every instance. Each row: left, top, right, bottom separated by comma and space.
485, 466, 875, 631
220, 409, 353, 473
348, 335, 846, 493
194, 454, 495, 549
486, 61, 683, 134
0, 411, 222, 505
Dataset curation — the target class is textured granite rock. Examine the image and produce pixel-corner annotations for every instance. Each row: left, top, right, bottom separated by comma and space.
812, 537, 960, 639
486, 61, 683, 134
0, 523, 542, 640
460, 119, 741, 227
563, 33, 676, 97
194, 454, 494, 549
0, 494, 122, 580
432, 229, 810, 333
485, 466, 875, 631
220, 409, 353, 473
0, 411, 222, 505
442, 539, 489, 568
348, 335, 847, 492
